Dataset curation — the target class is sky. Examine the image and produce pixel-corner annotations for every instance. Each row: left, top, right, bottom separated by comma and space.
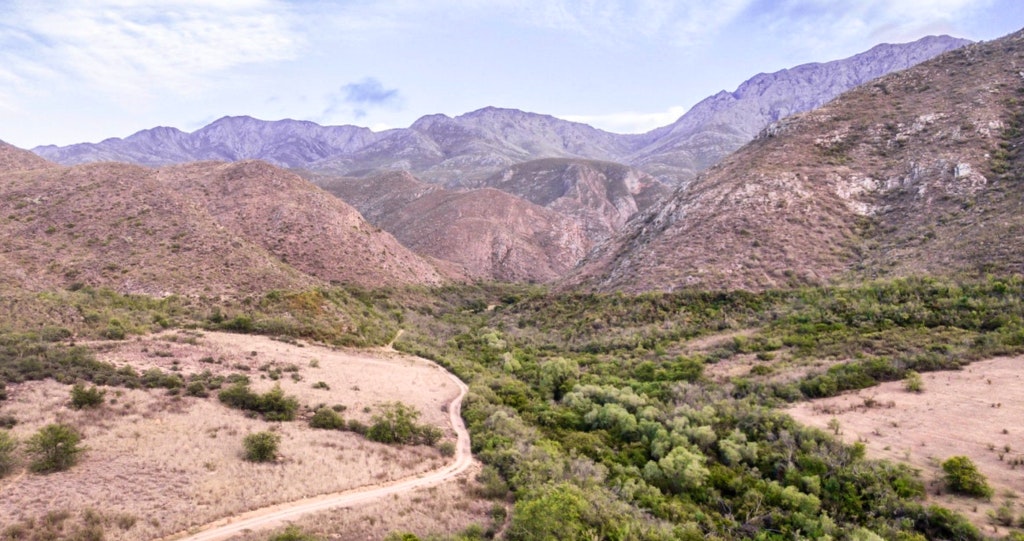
1, 1, 1023, 148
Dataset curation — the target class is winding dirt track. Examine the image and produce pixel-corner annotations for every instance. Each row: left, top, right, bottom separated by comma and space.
162, 358, 472, 541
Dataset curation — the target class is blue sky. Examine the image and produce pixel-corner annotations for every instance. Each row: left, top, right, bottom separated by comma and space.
1, 0, 1022, 148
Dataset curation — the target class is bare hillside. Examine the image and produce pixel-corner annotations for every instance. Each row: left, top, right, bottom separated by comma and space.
0, 145, 444, 295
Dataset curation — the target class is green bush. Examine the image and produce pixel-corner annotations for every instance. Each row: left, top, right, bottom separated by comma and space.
243, 431, 280, 462
309, 407, 346, 430
438, 440, 456, 457
268, 525, 318, 541
366, 402, 442, 445
70, 383, 105, 409
26, 423, 83, 473
218, 383, 298, 421
942, 456, 993, 498
0, 430, 16, 477
904, 371, 924, 393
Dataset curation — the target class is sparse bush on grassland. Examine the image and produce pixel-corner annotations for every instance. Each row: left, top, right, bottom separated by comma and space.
309, 407, 346, 430
942, 456, 993, 498
367, 402, 442, 446
218, 383, 299, 421
26, 423, 84, 473
0, 430, 17, 477
243, 431, 280, 462
268, 525, 320, 541
904, 370, 924, 393
70, 383, 105, 409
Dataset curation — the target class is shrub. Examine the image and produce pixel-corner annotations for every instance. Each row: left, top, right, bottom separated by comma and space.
309, 407, 346, 430
904, 370, 924, 393
0, 430, 16, 477
366, 402, 442, 445
243, 431, 280, 462
26, 423, 83, 473
367, 402, 421, 444
269, 525, 318, 541
218, 383, 298, 421
259, 385, 299, 421
942, 456, 993, 498
185, 381, 209, 397
70, 383, 106, 409
438, 440, 456, 457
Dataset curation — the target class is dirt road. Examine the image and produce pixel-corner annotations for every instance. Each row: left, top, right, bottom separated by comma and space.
162, 358, 473, 541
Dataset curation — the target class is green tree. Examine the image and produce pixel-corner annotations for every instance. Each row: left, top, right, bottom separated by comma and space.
0, 430, 16, 477
367, 402, 439, 445
539, 357, 579, 400
26, 423, 84, 473
243, 431, 280, 462
507, 483, 591, 541
942, 456, 993, 498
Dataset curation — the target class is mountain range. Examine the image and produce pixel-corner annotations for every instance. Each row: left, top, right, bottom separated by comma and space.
13, 31, 1018, 294
34, 35, 969, 189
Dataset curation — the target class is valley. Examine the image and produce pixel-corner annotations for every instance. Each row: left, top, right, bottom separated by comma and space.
1, 22, 1023, 541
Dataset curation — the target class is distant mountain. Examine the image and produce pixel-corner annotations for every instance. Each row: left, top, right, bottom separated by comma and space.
307, 107, 640, 186
34, 116, 380, 168
628, 35, 971, 184
568, 30, 1024, 292
32, 36, 965, 189
0, 144, 446, 296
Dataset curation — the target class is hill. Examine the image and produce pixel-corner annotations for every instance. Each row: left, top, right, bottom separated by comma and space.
570, 30, 1024, 292
0, 145, 444, 295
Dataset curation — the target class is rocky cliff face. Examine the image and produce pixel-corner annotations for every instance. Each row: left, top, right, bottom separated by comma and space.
311, 159, 666, 282
569, 30, 1024, 293
627, 35, 971, 184
476, 158, 669, 243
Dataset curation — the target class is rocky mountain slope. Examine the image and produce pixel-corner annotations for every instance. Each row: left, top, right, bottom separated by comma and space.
33, 36, 964, 189
569, 30, 1024, 293
376, 188, 587, 282
474, 158, 669, 243
311, 159, 664, 282
629, 35, 971, 184
0, 144, 445, 296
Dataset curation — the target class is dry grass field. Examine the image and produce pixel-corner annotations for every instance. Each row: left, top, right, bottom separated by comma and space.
787, 356, 1024, 535
0, 331, 471, 540
229, 463, 502, 541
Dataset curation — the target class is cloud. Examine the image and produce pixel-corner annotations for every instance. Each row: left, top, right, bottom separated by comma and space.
301, 1, 754, 48
322, 77, 402, 120
558, 106, 689, 134
0, 0, 302, 100
516, 0, 755, 47
342, 78, 400, 106
753, 0, 994, 57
